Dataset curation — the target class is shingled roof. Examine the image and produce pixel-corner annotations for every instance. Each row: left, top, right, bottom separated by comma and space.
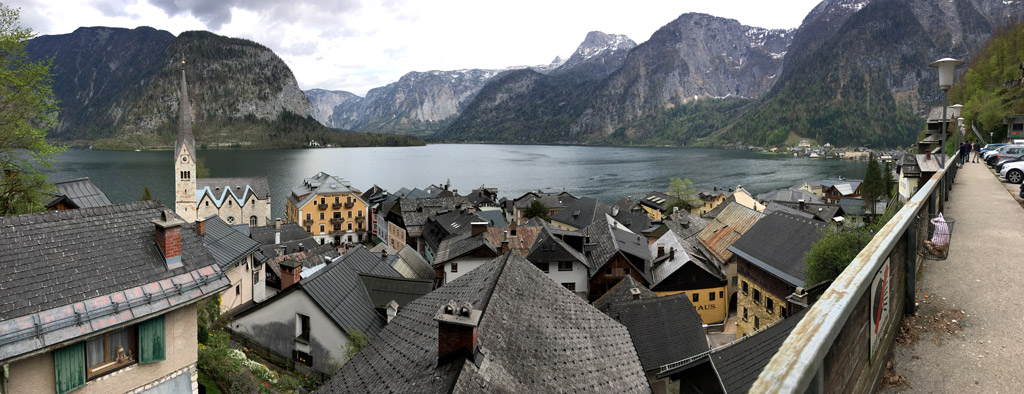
592, 276, 657, 313
396, 196, 471, 237
583, 216, 651, 281
0, 201, 228, 361
318, 252, 652, 394
609, 293, 708, 372
298, 246, 403, 337
288, 172, 363, 209
201, 215, 262, 269
525, 225, 588, 268
49, 177, 112, 208
728, 212, 826, 288
697, 203, 765, 263
197, 177, 271, 208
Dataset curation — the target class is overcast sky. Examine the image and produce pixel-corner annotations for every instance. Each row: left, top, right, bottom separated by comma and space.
13, 0, 823, 96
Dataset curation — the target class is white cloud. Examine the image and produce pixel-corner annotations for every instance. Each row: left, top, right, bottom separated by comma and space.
20, 0, 823, 96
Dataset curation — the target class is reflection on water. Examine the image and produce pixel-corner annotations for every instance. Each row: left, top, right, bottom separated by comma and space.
47, 144, 867, 220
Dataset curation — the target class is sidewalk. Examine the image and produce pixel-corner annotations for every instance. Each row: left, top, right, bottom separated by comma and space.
883, 161, 1024, 393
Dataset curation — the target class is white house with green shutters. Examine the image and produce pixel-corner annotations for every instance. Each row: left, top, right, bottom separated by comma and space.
0, 202, 229, 394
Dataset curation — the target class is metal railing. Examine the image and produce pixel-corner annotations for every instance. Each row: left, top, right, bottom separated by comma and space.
751, 156, 958, 394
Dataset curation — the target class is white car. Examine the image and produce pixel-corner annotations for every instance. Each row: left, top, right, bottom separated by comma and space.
984, 144, 1024, 161
1000, 161, 1024, 184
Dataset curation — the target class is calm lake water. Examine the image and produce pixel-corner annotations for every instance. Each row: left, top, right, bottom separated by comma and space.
47, 144, 867, 220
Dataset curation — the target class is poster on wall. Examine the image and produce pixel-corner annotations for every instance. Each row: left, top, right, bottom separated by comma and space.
869, 257, 891, 363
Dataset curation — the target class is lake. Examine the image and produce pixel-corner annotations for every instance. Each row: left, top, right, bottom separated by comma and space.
46, 144, 867, 219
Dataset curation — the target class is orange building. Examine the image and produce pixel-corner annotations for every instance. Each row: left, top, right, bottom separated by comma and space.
285, 172, 368, 245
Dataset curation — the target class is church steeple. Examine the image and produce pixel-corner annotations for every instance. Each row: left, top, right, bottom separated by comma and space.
174, 55, 198, 221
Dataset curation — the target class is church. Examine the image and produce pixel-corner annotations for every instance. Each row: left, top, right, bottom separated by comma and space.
173, 59, 271, 226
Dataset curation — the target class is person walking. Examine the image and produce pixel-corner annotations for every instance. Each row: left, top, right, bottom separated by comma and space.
959, 141, 970, 167
973, 140, 982, 163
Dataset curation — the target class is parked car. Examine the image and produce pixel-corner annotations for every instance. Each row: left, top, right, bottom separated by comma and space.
981, 143, 1008, 154
1001, 161, 1024, 184
994, 155, 1024, 173
983, 145, 1022, 162
986, 146, 1024, 166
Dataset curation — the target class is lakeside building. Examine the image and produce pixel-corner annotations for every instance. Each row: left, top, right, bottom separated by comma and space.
45, 177, 112, 211
285, 172, 368, 245
173, 62, 271, 227
0, 202, 228, 394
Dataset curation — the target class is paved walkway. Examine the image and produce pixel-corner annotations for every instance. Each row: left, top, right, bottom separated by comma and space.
884, 161, 1024, 393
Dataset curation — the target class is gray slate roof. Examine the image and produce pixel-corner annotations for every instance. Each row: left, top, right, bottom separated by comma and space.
300, 245, 402, 337
288, 172, 362, 209
475, 209, 507, 227
397, 197, 471, 237
265, 244, 339, 277
50, 177, 112, 208
608, 293, 708, 372
728, 212, 826, 288
318, 252, 652, 394
512, 191, 578, 210
250, 222, 319, 258
772, 201, 844, 223
202, 215, 261, 269
710, 309, 808, 394
394, 244, 435, 280
763, 202, 817, 221
358, 274, 433, 309
664, 211, 709, 240
197, 177, 271, 208
433, 231, 496, 266
583, 216, 651, 281
525, 225, 588, 267
551, 197, 610, 229
756, 188, 824, 205
592, 276, 657, 313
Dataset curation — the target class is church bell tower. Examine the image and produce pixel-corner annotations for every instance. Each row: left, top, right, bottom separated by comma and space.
174, 55, 198, 221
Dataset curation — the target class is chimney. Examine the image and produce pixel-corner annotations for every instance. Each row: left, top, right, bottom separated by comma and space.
501, 230, 510, 253
386, 300, 399, 323
280, 260, 302, 289
298, 242, 304, 252
630, 287, 642, 300
798, 199, 806, 211
669, 247, 675, 260
381, 249, 389, 262
275, 228, 281, 245
152, 209, 185, 270
434, 300, 481, 362
657, 244, 665, 258
471, 221, 488, 237
926, 151, 932, 160
195, 215, 207, 236
612, 205, 620, 216
275, 217, 282, 230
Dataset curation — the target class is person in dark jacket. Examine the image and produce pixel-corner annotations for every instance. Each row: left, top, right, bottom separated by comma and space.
973, 141, 982, 163
959, 141, 970, 167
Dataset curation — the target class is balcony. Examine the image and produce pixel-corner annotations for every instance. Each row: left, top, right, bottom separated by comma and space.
330, 217, 345, 224
330, 230, 347, 236
355, 216, 365, 223
344, 202, 355, 209
317, 203, 328, 210
332, 203, 343, 209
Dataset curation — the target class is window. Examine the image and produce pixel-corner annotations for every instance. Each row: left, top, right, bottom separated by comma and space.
753, 289, 761, 304
709, 292, 716, 301
605, 268, 611, 275
451, 263, 458, 273
85, 325, 136, 379
319, 224, 325, 234
562, 283, 576, 291
347, 223, 352, 231
719, 291, 724, 299
320, 212, 325, 220
306, 213, 311, 221
742, 307, 748, 321
334, 212, 341, 219
535, 262, 550, 273
305, 226, 311, 233
742, 281, 748, 294
334, 224, 341, 231
227, 200, 232, 206
732, 276, 738, 286
558, 261, 573, 271
320, 197, 325, 205
294, 350, 313, 367
755, 316, 760, 330
692, 293, 699, 302
253, 270, 260, 284
226, 216, 235, 224
766, 298, 774, 313
205, 201, 209, 207
348, 211, 353, 218
781, 307, 787, 317
334, 196, 339, 203
623, 268, 630, 275
250, 216, 258, 227
347, 196, 352, 203
297, 314, 310, 344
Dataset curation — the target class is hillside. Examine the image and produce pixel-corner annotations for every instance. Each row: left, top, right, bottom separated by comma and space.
949, 20, 1024, 141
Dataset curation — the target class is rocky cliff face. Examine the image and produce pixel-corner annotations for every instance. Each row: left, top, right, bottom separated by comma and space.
552, 31, 636, 78
304, 88, 361, 126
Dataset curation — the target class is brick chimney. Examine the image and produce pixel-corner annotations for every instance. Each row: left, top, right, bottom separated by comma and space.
656, 244, 665, 258
280, 259, 302, 289
152, 210, 185, 270
471, 221, 488, 237
195, 215, 207, 236
434, 300, 481, 362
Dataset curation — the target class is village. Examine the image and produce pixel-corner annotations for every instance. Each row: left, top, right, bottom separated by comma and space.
0, 62, 982, 394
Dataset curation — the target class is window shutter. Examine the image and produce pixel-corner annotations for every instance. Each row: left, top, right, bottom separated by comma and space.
54, 342, 86, 394
139, 315, 166, 364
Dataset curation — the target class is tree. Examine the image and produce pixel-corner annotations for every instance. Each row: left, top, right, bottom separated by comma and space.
0, 5, 64, 216
804, 203, 901, 284
523, 200, 549, 220
140, 186, 153, 201
860, 154, 885, 215
666, 177, 701, 213
882, 161, 896, 199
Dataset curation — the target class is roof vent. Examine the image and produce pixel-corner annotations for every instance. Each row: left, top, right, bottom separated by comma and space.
629, 287, 642, 300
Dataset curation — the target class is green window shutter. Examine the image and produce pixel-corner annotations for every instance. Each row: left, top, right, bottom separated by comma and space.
139, 315, 166, 364
54, 342, 86, 394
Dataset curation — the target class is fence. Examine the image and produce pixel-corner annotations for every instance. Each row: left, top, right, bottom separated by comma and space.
750, 156, 958, 393
226, 330, 331, 384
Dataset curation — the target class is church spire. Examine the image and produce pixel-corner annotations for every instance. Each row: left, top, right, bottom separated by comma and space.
175, 54, 196, 158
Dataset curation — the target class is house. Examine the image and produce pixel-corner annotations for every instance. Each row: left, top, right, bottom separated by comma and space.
838, 197, 888, 221
769, 200, 845, 223
642, 210, 709, 244
695, 188, 732, 215
383, 196, 471, 253
755, 188, 824, 205
317, 252, 652, 393
45, 177, 112, 210
197, 215, 266, 313
360, 185, 389, 244
592, 276, 658, 313
173, 64, 271, 227
701, 186, 765, 218
431, 223, 542, 285
919, 106, 961, 153
229, 246, 431, 374
511, 191, 578, 224
524, 224, 591, 298
583, 215, 652, 300
608, 294, 709, 393
1005, 115, 1024, 139
636, 191, 671, 221
898, 152, 944, 201
0, 202, 229, 394
285, 172, 368, 245
550, 197, 652, 233
822, 179, 862, 204
648, 230, 727, 324
696, 203, 766, 312
421, 209, 485, 264
656, 309, 808, 393
728, 212, 825, 337
263, 243, 339, 292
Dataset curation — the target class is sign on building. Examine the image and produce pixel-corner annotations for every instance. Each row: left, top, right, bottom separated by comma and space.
869, 258, 891, 363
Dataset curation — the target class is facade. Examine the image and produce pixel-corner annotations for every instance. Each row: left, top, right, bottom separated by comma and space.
382, 196, 470, 253
648, 230, 727, 324
583, 216, 652, 300
525, 225, 591, 298
0, 202, 228, 394
1006, 115, 1024, 139
198, 216, 266, 313
511, 191, 578, 224
285, 172, 368, 245
696, 202, 765, 311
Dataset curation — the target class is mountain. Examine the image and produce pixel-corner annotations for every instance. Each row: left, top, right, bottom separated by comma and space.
438, 14, 792, 143
949, 18, 1024, 141
304, 88, 361, 125
720, 0, 1024, 147
27, 27, 423, 149
552, 31, 636, 78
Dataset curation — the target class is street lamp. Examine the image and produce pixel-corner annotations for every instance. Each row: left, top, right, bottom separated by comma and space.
930, 58, 964, 166
951, 104, 964, 161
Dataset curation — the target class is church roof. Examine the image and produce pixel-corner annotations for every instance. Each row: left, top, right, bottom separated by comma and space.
175, 65, 196, 159
196, 177, 271, 208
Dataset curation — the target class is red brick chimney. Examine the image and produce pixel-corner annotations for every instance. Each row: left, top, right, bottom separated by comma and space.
434, 300, 481, 363
152, 209, 185, 269
195, 215, 207, 236
471, 221, 488, 237
280, 259, 302, 289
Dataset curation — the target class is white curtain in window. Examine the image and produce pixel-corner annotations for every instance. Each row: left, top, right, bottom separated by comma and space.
108, 328, 134, 362
86, 338, 105, 368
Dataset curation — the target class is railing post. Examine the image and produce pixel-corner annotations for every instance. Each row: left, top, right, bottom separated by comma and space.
904, 215, 918, 315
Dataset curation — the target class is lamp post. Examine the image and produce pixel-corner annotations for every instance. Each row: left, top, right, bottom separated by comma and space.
930, 58, 964, 167
951, 104, 964, 163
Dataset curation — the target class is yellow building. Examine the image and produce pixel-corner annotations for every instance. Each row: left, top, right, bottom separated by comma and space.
286, 172, 368, 245
648, 231, 728, 324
